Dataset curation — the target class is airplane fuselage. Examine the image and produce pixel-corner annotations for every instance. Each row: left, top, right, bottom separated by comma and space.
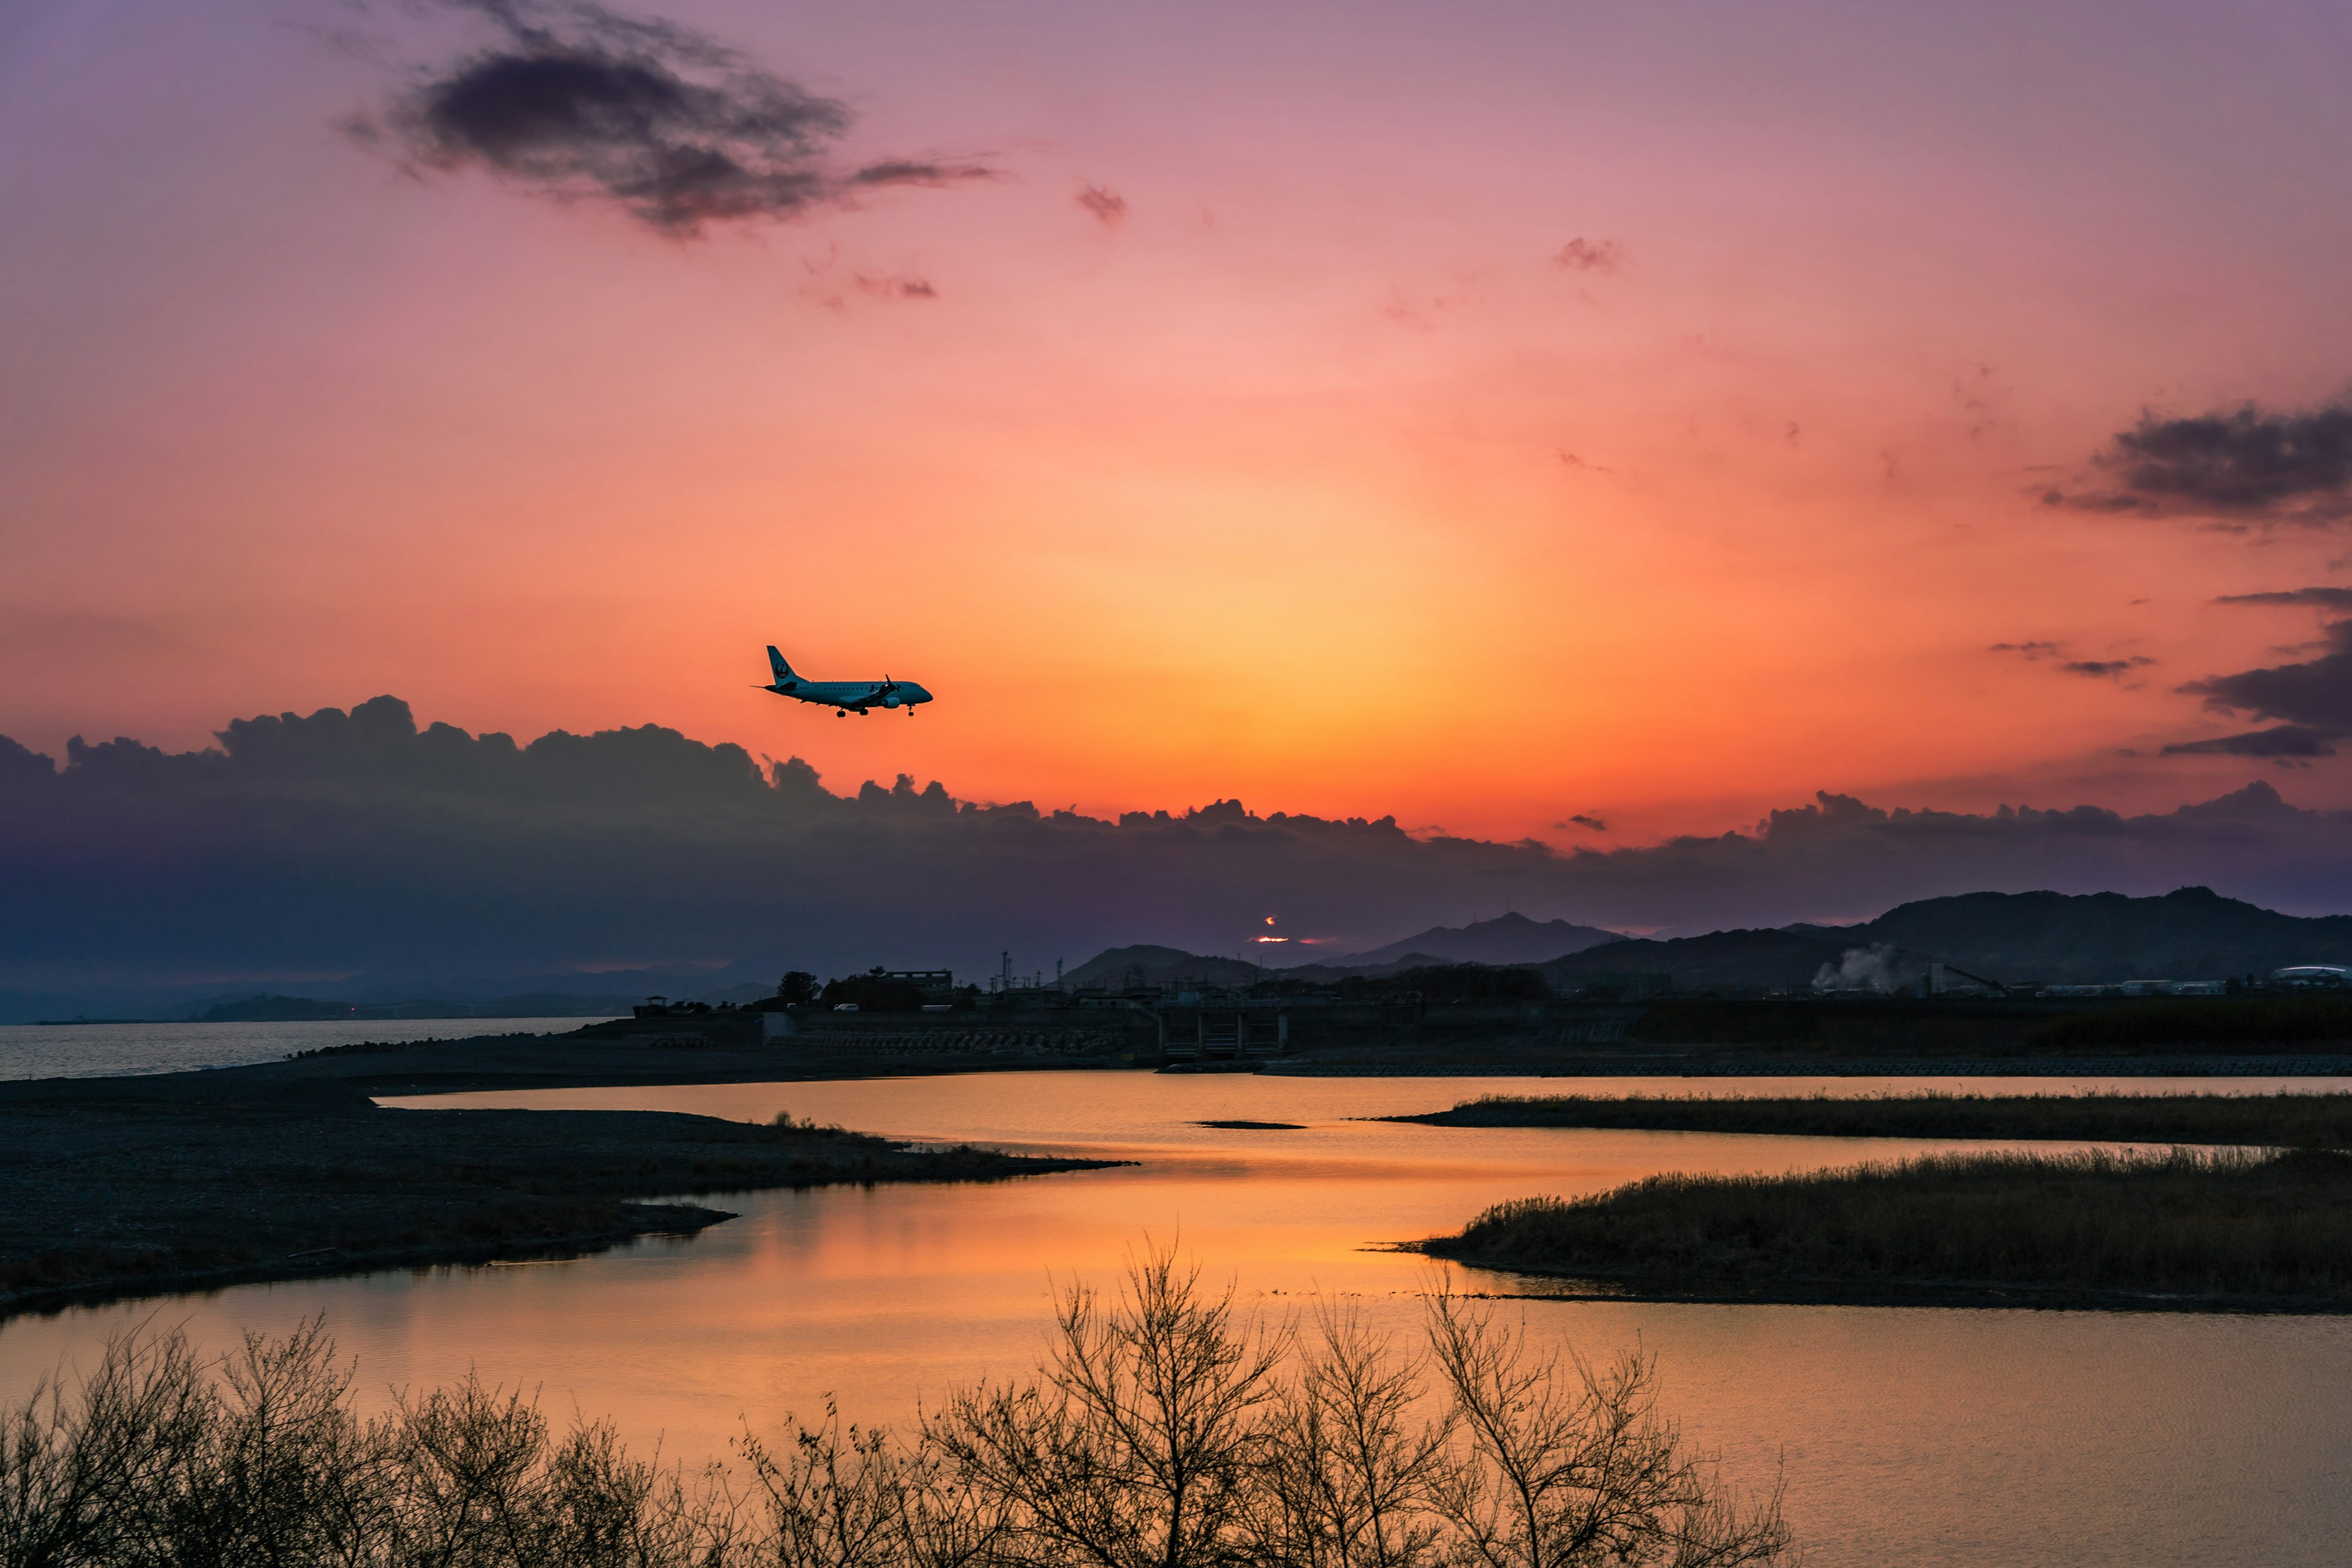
767, 677, 934, 711
762, 646, 933, 714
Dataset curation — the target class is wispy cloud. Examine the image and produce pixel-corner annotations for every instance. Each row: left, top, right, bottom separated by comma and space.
1076, 183, 1128, 226
1553, 237, 1623, 273
2215, 586, 2352, 609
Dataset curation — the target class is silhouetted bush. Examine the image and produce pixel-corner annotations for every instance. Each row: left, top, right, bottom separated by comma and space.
1430, 1147, 2352, 1303
818, 971, 929, 1012
0, 1251, 1791, 1567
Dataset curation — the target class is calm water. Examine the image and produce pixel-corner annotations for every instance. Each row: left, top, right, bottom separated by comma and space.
0, 1017, 618, 1080
4, 1070, 2348, 1567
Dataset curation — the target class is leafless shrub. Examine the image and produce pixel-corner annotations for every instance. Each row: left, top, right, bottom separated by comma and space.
926, 1248, 1288, 1568
1249, 1302, 1453, 1568
1427, 1292, 1790, 1567
0, 1250, 1794, 1567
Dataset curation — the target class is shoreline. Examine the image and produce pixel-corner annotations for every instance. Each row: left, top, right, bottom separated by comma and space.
1401, 1256, 2352, 1314
0, 1058, 1118, 1321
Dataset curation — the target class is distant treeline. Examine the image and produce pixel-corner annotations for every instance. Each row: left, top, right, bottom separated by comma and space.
2024, 995, 2352, 1050
1393, 1091, 2352, 1146
1625, 996, 2352, 1057
1425, 1147, 2352, 1306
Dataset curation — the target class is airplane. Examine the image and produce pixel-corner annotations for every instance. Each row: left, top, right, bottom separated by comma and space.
760, 646, 934, 717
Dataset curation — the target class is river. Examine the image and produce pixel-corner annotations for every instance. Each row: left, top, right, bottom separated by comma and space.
3, 1068, 2347, 1567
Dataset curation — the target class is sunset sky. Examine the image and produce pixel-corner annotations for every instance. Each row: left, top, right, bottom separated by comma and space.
8, 0, 2352, 846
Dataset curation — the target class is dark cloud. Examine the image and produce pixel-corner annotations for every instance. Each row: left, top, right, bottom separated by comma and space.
9, 696, 2352, 1016
2052, 398, 2352, 525
1991, 640, 2067, 660
2162, 726, 2339, 758
2159, 590, 2352, 761
1553, 238, 1623, 273
2215, 587, 2352, 609
1559, 815, 1609, 833
1076, 183, 1128, 226
2179, 619, 2352, 733
2059, 657, 2156, 679
370, 1, 989, 235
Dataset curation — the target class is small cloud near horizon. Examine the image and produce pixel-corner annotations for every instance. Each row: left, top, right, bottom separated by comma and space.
1553, 237, 1623, 273
1076, 183, 1128, 226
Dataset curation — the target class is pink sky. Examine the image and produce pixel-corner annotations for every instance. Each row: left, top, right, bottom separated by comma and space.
7, 0, 2352, 843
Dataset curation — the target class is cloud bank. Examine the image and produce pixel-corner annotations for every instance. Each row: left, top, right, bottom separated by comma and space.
2055, 398, 2352, 525
7, 698, 2352, 1008
362, 1, 989, 234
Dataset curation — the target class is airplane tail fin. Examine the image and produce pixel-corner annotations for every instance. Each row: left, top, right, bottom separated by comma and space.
766, 645, 797, 682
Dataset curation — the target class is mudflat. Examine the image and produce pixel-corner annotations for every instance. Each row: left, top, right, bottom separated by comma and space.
0, 1063, 1107, 1317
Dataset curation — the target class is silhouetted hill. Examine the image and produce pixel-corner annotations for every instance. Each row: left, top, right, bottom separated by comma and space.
1339, 912, 1623, 968
1060, 946, 1268, 989
1846, 887, 2352, 984
1061, 945, 1458, 989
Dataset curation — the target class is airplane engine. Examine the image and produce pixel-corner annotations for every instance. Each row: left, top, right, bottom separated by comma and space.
881, 693, 903, 708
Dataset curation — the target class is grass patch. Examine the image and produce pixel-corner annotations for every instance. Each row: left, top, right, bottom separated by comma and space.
1422, 1147, 2352, 1307
1393, 1091, 2352, 1145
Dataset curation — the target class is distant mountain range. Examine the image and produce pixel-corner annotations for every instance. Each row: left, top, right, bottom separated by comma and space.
1546, 887, 2352, 992
1068, 888, 2352, 997
59, 887, 2346, 1026
1325, 912, 1624, 968
1060, 946, 1276, 990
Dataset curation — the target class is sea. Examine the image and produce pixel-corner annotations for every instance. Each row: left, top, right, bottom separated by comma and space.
0, 1016, 619, 1082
